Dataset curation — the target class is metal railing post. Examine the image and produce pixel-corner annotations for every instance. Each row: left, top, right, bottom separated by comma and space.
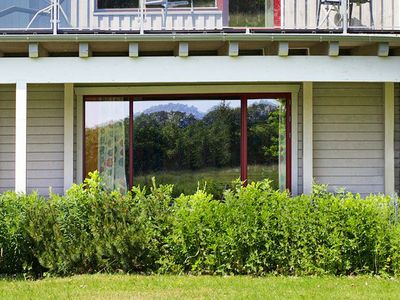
341, 0, 348, 33
140, 0, 144, 34
52, 0, 59, 35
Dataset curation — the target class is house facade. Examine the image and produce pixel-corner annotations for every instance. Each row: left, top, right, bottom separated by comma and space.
0, 0, 399, 197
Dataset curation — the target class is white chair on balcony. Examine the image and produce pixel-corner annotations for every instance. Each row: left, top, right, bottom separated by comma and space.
317, 0, 374, 29
0, 0, 69, 30
348, 0, 374, 27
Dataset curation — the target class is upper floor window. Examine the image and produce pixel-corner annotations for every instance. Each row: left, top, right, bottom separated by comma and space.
190, 0, 215, 7
97, 0, 215, 9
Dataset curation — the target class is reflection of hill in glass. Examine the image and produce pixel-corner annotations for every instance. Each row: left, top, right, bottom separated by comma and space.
141, 103, 205, 119
90, 119, 126, 129
254, 99, 280, 107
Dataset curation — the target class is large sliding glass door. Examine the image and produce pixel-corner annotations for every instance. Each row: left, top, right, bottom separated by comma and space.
84, 94, 291, 196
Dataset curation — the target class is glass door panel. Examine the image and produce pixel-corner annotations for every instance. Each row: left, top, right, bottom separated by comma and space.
133, 99, 241, 197
85, 98, 130, 193
247, 98, 286, 190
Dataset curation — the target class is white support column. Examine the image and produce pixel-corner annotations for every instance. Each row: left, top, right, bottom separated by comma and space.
303, 82, 313, 195
64, 84, 74, 193
291, 92, 299, 195
15, 81, 27, 193
384, 82, 395, 195
76, 95, 83, 183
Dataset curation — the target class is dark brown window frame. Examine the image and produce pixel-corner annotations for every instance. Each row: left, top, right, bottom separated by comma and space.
83, 92, 292, 192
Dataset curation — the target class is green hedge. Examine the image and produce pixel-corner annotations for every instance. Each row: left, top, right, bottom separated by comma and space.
0, 172, 399, 276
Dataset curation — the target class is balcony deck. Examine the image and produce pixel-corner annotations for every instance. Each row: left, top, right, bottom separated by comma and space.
0, 0, 398, 34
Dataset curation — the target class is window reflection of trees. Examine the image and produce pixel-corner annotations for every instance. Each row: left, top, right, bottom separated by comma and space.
85, 98, 285, 198
133, 100, 282, 195
133, 101, 240, 197
134, 102, 240, 174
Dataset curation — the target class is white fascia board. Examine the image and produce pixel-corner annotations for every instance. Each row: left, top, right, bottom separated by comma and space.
0, 56, 400, 84
0, 33, 399, 43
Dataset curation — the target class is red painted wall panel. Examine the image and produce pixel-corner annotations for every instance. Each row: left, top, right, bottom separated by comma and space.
274, 0, 281, 27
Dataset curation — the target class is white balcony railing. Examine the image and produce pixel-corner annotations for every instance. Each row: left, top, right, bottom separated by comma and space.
0, 0, 398, 33
0, 0, 54, 31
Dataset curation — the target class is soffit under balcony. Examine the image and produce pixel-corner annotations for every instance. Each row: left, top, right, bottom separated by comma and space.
0, 34, 399, 57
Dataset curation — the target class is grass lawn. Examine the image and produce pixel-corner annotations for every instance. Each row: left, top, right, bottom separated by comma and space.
0, 275, 399, 300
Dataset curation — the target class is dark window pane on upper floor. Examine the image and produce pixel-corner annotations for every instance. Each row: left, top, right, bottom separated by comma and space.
98, 0, 139, 9
229, 0, 266, 27
192, 0, 215, 7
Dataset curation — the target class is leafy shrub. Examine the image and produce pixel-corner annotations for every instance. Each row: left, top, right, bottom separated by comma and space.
0, 192, 42, 275
161, 181, 400, 276
27, 173, 173, 275
0, 172, 399, 277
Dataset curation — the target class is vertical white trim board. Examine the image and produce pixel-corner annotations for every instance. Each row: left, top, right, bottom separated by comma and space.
384, 82, 395, 195
15, 82, 27, 193
291, 91, 299, 195
76, 95, 83, 184
302, 82, 313, 195
64, 83, 74, 192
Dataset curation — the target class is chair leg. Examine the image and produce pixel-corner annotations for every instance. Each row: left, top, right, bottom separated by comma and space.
317, 1, 322, 28
349, 2, 353, 27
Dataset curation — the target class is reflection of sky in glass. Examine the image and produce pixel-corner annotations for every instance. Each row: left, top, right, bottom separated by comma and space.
86, 101, 129, 128
86, 99, 279, 128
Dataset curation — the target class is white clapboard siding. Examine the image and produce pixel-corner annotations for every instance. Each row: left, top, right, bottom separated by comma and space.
0, 85, 15, 192
27, 84, 64, 195
395, 83, 400, 193
313, 82, 384, 196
